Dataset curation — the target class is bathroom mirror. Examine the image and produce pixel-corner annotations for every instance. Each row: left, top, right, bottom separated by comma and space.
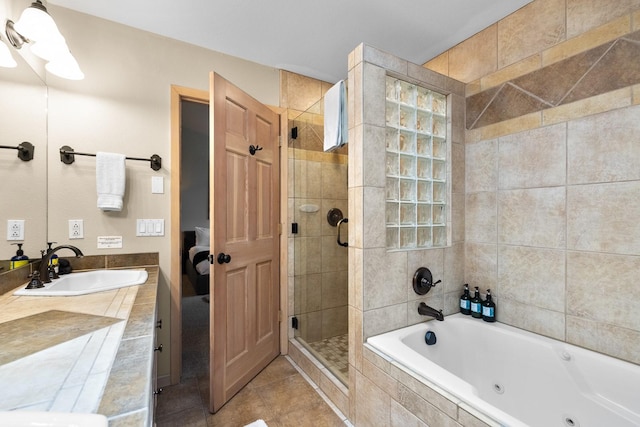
0, 26, 48, 269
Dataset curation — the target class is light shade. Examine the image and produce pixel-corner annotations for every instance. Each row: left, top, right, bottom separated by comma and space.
30, 34, 68, 61
0, 39, 17, 68
13, 0, 61, 42
45, 51, 84, 80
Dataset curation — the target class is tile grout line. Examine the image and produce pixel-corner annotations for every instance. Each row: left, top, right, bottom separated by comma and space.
284, 355, 352, 426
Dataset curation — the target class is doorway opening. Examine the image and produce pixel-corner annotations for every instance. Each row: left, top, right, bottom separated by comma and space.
169, 85, 209, 385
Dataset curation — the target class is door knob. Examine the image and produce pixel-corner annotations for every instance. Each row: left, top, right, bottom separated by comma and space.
217, 252, 231, 264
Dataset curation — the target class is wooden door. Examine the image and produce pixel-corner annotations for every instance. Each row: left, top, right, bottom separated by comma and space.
209, 73, 280, 412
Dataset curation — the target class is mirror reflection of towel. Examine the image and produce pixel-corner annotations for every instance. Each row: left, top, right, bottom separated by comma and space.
96, 152, 126, 211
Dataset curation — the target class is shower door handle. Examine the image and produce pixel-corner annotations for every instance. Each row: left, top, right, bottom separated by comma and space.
337, 218, 348, 247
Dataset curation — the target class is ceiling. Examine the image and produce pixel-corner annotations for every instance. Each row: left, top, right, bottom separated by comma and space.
48, 0, 532, 84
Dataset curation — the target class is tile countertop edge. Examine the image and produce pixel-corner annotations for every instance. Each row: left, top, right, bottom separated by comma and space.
98, 266, 159, 426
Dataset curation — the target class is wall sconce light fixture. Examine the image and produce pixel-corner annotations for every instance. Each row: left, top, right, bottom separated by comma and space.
5, 0, 84, 80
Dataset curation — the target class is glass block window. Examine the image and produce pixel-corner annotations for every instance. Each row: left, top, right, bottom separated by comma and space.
385, 76, 447, 249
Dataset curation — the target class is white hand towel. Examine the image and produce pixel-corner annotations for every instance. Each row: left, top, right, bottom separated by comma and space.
96, 152, 126, 211
323, 80, 347, 152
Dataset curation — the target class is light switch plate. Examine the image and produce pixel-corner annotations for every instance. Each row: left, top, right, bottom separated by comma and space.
151, 176, 164, 194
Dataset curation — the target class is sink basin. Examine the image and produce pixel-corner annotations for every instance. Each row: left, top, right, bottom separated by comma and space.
14, 269, 148, 296
0, 411, 108, 426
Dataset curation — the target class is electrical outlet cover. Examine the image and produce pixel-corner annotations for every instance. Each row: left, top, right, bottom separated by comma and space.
69, 219, 84, 239
7, 220, 24, 241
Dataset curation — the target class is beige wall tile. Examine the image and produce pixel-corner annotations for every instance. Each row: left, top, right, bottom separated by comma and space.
467, 111, 542, 142
407, 63, 449, 93
407, 249, 444, 301
322, 270, 348, 310
568, 181, 640, 254
322, 306, 348, 338
464, 243, 498, 290
294, 159, 323, 198
566, 315, 640, 364
444, 243, 465, 294
321, 235, 348, 272
451, 193, 465, 243
349, 124, 363, 187
294, 237, 322, 275
543, 86, 631, 125
283, 71, 326, 111
295, 273, 322, 313
362, 358, 397, 399
481, 54, 541, 91
498, 187, 566, 248
423, 52, 449, 77
450, 94, 466, 145
349, 186, 363, 249
544, 14, 631, 66
449, 25, 498, 83
458, 404, 502, 427
350, 247, 363, 309
498, 123, 566, 189
363, 303, 407, 338
451, 141, 465, 194
390, 399, 428, 427
363, 187, 386, 249
498, 245, 565, 312
355, 370, 391, 426
318, 374, 349, 418
566, 0, 638, 39
465, 192, 497, 243
633, 83, 640, 104
294, 198, 323, 237
466, 139, 497, 193
321, 161, 348, 200
349, 305, 363, 370
363, 62, 387, 127
498, 0, 566, 69
396, 384, 460, 427
391, 364, 460, 419
567, 251, 640, 330
498, 299, 565, 340
567, 104, 640, 184
363, 125, 386, 188
363, 248, 407, 310
363, 45, 409, 77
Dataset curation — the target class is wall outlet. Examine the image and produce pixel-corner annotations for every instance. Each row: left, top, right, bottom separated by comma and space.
7, 220, 24, 240
69, 219, 84, 239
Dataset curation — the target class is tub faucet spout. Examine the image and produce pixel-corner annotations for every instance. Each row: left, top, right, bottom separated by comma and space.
418, 302, 444, 321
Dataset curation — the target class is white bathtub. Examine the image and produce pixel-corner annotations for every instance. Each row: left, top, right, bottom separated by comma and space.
366, 314, 640, 427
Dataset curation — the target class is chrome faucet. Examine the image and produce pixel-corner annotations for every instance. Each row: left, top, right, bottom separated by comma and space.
38, 245, 84, 284
418, 302, 444, 321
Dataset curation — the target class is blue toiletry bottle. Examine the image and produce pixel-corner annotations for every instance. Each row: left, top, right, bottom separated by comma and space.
482, 289, 496, 322
470, 286, 483, 318
10, 243, 29, 270
459, 284, 471, 315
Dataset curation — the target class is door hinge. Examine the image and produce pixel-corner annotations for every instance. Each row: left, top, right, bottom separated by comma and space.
278, 310, 282, 322
291, 316, 298, 330
278, 135, 283, 147
278, 223, 283, 235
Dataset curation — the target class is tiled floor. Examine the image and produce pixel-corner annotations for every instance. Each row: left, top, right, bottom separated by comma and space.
306, 334, 349, 385
155, 291, 349, 427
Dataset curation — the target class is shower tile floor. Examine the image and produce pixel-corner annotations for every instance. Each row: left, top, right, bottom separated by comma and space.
306, 334, 349, 384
